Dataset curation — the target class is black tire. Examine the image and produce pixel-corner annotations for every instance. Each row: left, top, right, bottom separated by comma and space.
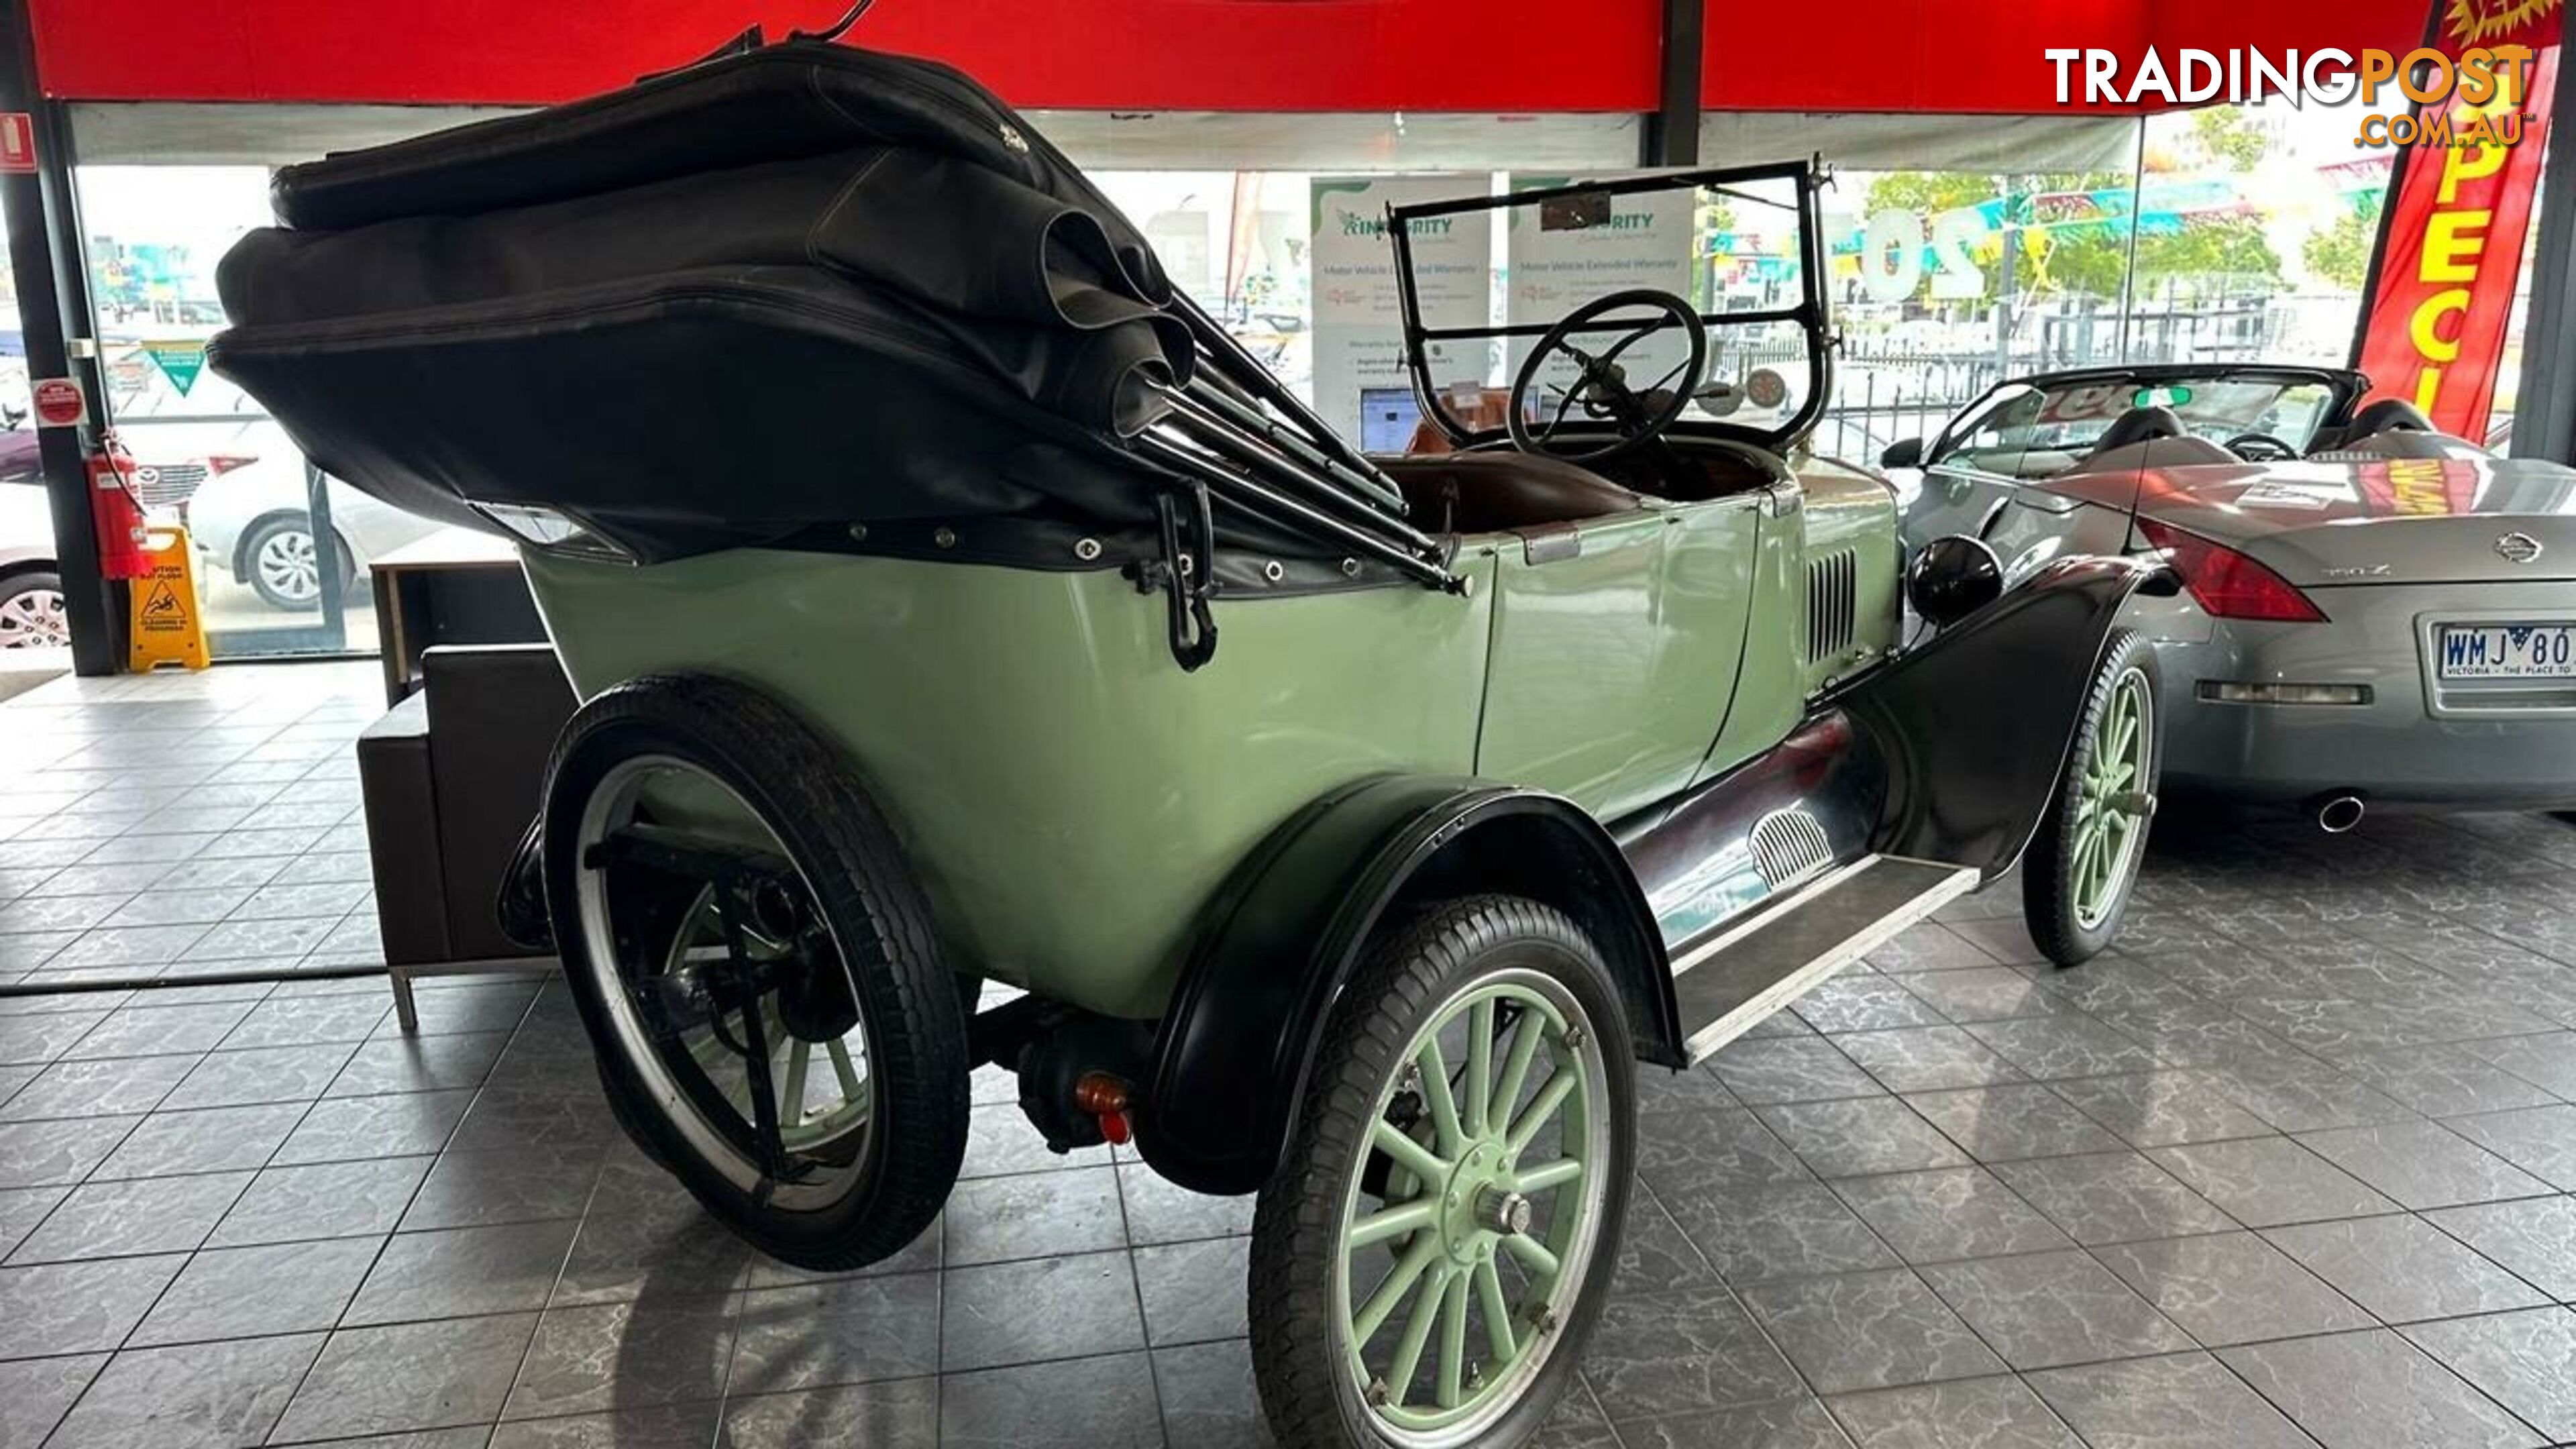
1250, 894, 1635, 1449
2024, 629, 2161, 967
238, 513, 355, 611
598, 1061, 673, 1169
0, 570, 66, 649
543, 674, 969, 1271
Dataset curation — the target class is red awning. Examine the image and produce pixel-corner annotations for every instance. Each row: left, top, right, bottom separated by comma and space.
32, 0, 2431, 114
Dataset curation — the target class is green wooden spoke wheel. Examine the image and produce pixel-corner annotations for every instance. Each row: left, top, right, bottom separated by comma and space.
1339, 977, 1601, 1435
2025, 628, 2161, 967
2072, 668, 2154, 930
1252, 896, 1633, 1449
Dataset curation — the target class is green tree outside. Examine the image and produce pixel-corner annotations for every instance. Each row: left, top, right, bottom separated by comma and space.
2303, 191, 2385, 292
2190, 108, 2272, 171
1856, 110, 2284, 305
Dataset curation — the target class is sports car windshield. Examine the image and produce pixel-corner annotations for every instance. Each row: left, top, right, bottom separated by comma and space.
1942, 370, 2360, 480
1387, 160, 1829, 452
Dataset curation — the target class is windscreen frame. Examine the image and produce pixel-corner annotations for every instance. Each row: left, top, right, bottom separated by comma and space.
1385, 157, 1835, 455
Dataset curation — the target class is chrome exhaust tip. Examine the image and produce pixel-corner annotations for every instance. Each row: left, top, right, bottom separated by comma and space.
2315, 795, 2366, 834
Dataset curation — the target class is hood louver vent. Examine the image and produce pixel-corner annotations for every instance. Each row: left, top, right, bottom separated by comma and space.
1807, 547, 1857, 663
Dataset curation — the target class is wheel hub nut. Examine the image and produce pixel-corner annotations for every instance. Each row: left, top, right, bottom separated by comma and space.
1474, 1187, 1532, 1236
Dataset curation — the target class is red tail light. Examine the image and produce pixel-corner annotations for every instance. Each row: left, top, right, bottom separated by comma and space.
205, 454, 258, 476
2138, 518, 2326, 623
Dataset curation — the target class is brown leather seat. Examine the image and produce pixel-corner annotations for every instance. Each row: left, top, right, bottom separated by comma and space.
1373, 451, 1645, 533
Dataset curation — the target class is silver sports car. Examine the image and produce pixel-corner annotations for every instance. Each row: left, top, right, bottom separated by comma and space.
1888, 364, 2576, 827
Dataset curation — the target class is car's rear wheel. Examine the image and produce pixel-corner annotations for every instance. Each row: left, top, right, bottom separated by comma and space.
239, 513, 356, 611
1251, 894, 1633, 1449
0, 571, 67, 649
543, 674, 969, 1271
2025, 629, 2160, 966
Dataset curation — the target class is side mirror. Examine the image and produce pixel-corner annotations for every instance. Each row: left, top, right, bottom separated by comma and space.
1905, 535, 2002, 627
1880, 437, 1924, 470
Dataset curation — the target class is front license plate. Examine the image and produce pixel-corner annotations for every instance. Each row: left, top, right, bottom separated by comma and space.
2438, 623, 2576, 680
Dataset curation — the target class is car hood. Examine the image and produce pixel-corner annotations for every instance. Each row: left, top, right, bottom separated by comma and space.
2034, 453, 2576, 586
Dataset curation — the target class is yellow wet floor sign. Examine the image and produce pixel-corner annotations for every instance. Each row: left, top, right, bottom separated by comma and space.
128, 525, 209, 672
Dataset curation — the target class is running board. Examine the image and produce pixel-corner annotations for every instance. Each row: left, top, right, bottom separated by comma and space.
1670, 855, 1980, 1064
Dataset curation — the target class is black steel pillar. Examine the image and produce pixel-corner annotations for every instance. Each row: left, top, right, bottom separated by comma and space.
0, 0, 117, 672
1640, 0, 1704, 166
2506, 67, 2576, 464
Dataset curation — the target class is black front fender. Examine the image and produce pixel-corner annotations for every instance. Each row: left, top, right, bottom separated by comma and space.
1842, 553, 2165, 878
1138, 776, 1676, 1196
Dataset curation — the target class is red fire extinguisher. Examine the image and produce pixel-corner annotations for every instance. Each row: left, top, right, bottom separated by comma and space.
87, 431, 150, 581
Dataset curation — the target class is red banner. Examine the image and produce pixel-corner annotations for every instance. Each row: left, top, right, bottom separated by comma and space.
2353, 1, 2564, 439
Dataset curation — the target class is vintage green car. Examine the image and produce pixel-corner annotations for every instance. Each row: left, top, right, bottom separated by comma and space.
210, 39, 2163, 1449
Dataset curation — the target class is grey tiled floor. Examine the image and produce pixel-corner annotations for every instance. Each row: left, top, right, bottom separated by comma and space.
4, 664, 2576, 1446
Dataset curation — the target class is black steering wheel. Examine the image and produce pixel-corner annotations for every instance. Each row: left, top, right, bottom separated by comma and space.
2224, 432, 2300, 462
1507, 288, 1709, 463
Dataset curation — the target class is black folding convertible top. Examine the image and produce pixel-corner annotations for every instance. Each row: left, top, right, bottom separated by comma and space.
211, 43, 1211, 563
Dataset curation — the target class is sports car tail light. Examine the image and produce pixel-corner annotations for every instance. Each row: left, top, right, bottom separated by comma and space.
2137, 519, 2327, 623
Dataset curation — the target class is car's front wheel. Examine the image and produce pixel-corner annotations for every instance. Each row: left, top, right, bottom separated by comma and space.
1251, 894, 1633, 1449
239, 514, 356, 611
0, 571, 67, 649
2025, 628, 2161, 965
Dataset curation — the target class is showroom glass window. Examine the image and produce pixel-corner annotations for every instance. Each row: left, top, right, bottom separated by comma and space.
79, 164, 451, 659
2123, 104, 2400, 370
54, 97, 2551, 669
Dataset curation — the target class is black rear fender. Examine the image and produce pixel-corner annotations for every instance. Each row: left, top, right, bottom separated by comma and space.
1843, 553, 2166, 878
1138, 776, 1677, 1196
496, 813, 552, 952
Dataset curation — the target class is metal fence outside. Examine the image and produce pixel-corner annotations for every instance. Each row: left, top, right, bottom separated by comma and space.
1731, 289, 2368, 464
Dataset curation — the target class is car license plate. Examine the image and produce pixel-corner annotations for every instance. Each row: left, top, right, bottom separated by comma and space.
2438, 623, 2576, 680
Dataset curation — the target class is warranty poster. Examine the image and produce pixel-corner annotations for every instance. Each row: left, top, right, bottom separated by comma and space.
1503, 177, 1698, 411
1308, 176, 1492, 449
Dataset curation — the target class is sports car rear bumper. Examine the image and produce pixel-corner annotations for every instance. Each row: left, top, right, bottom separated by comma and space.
2155, 580, 2576, 810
